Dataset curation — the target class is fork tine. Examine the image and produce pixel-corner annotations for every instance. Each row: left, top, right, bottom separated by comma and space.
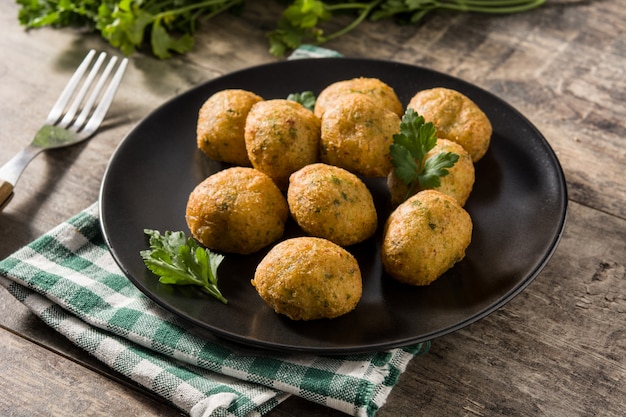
47, 49, 97, 124
72, 55, 118, 130
59, 51, 107, 129
80, 56, 128, 137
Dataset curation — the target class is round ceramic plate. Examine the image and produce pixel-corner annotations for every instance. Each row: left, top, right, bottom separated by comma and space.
100, 58, 567, 354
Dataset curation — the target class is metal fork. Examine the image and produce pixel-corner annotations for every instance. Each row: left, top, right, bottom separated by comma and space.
0, 49, 128, 211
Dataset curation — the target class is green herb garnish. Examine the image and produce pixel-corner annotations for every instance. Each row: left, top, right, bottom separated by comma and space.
390, 108, 459, 200
287, 91, 317, 111
141, 229, 227, 304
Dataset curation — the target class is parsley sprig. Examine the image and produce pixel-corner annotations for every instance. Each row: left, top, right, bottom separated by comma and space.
390, 109, 459, 200
268, 0, 380, 57
287, 91, 317, 111
141, 229, 227, 304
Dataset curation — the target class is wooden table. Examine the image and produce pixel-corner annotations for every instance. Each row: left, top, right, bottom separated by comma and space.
1, 1, 624, 415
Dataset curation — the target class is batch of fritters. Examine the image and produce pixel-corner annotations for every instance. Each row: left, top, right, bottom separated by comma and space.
186, 77, 492, 321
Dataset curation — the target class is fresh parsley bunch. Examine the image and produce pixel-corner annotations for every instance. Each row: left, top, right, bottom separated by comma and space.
141, 229, 227, 303
17, 0, 545, 58
390, 108, 459, 200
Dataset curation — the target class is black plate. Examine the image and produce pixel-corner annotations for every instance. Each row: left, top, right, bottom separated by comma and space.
100, 58, 567, 354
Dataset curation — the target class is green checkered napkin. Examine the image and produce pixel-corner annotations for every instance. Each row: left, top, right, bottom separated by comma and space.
0, 46, 428, 416
0, 203, 428, 417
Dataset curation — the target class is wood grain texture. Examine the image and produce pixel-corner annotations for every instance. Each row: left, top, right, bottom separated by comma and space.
0, 328, 184, 416
0, 0, 624, 415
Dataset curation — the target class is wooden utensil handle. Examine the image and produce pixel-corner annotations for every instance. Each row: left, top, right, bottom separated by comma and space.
0, 179, 15, 211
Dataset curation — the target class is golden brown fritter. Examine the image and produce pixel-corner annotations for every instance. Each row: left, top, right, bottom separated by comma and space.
314, 77, 403, 118
381, 190, 472, 286
387, 139, 475, 207
407, 87, 492, 162
244, 99, 320, 190
185, 167, 288, 255
320, 94, 400, 178
288, 163, 377, 246
251, 237, 362, 320
197, 89, 263, 166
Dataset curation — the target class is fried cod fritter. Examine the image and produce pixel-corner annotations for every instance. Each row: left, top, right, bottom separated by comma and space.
388, 138, 475, 207
197, 89, 263, 166
314, 77, 404, 118
244, 99, 320, 190
407, 87, 492, 162
382, 190, 472, 286
186, 167, 288, 255
251, 237, 362, 320
320, 94, 400, 177
288, 163, 377, 246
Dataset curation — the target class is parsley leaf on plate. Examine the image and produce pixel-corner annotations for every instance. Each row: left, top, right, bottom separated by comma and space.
287, 91, 317, 111
141, 229, 227, 304
390, 108, 459, 200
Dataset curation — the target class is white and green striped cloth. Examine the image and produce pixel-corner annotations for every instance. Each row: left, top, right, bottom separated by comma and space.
0, 46, 429, 416
0, 203, 428, 416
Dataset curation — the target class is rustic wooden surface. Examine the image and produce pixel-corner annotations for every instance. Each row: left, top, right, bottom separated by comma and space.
1, 0, 624, 415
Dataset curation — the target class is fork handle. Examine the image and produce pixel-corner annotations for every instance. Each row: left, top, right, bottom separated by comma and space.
0, 145, 43, 211
0, 180, 14, 211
